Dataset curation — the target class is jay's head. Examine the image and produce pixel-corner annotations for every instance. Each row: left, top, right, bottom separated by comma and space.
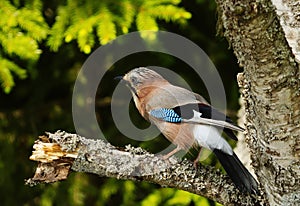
118, 67, 168, 96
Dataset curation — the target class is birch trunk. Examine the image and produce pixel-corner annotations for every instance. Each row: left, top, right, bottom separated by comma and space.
215, 0, 300, 205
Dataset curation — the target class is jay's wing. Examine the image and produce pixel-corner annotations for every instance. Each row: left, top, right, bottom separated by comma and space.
149, 103, 244, 141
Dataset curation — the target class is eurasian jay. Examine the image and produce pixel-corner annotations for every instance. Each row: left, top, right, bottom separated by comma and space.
117, 67, 258, 194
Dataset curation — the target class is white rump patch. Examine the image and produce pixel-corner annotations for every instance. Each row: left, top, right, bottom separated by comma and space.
193, 124, 233, 155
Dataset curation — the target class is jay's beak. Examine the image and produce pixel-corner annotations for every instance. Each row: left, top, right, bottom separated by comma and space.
115, 75, 138, 97
114, 75, 124, 81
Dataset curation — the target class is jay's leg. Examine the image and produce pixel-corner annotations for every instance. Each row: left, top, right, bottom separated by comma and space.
193, 147, 203, 168
162, 146, 181, 160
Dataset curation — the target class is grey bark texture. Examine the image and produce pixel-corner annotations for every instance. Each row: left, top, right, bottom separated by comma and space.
215, 0, 300, 205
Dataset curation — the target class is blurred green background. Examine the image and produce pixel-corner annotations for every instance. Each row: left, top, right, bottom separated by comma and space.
0, 0, 241, 205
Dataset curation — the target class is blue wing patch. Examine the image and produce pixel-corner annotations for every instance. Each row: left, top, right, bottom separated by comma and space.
149, 108, 182, 123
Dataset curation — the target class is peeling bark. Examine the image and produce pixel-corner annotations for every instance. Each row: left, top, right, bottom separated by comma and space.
215, 0, 300, 205
26, 131, 264, 206
271, 0, 300, 64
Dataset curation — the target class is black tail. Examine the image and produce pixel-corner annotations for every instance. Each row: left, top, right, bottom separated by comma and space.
213, 149, 258, 194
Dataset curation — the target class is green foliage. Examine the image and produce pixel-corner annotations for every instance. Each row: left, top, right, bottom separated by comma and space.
0, 59, 26, 93
0, 0, 190, 94
48, 0, 191, 53
141, 188, 216, 206
0, 0, 48, 93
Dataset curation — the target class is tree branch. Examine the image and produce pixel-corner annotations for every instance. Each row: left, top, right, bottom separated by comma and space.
26, 131, 264, 206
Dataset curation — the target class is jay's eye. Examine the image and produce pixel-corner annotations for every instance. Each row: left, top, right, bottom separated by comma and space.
130, 76, 138, 86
